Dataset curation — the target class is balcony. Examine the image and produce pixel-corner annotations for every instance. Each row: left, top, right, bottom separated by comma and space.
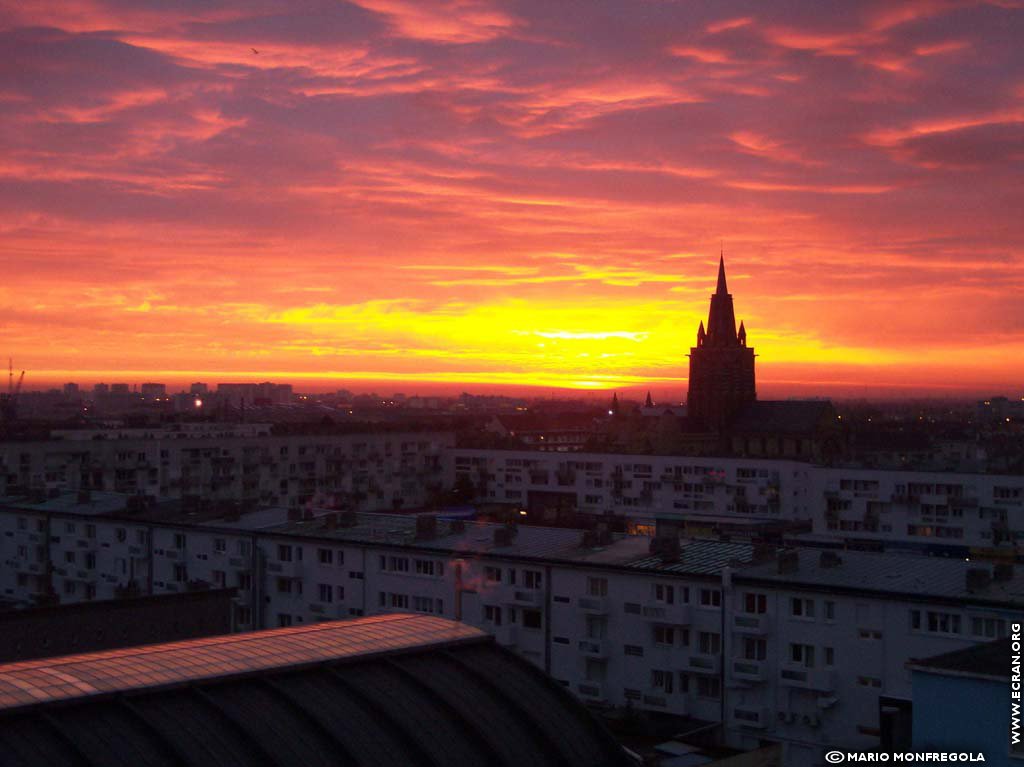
687, 654, 721, 674
642, 602, 691, 625
731, 658, 766, 683
732, 613, 770, 635
779, 664, 835, 692
576, 682, 605, 701
577, 596, 609, 614
578, 639, 610, 658
503, 590, 542, 607
731, 706, 770, 730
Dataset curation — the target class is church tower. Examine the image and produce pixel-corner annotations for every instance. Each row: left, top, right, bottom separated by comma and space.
687, 255, 756, 430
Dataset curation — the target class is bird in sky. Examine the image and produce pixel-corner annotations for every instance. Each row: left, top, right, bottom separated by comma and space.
251, 47, 259, 54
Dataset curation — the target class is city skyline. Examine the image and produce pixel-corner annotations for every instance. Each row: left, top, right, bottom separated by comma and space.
3, 1, 1023, 395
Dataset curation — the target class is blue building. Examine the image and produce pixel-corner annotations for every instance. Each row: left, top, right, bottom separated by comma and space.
909, 638, 1021, 766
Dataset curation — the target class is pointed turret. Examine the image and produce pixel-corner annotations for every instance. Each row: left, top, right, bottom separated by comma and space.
644, 391, 654, 408
697, 320, 706, 347
609, 392, 620, 416
738, 320, 746, 346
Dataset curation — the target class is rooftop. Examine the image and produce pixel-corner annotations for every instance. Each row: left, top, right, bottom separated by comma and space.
907, 637, 1010, 681
0, 614, 629, 767
736, 548, 1024, 604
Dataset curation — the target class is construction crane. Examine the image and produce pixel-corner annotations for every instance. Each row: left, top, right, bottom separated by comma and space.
1, 358, 25, 433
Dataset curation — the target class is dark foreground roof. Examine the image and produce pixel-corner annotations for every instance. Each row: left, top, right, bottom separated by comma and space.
0, 614, 629, 767
907, 637, 1010, 681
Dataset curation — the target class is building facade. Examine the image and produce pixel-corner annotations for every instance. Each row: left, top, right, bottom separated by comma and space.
0, 502, 1018, 767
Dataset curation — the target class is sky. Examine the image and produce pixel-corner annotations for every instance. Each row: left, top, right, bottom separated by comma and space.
1, 0, 1023, 397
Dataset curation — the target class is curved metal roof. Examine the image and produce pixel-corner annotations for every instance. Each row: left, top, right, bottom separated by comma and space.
0, 614, 630, 767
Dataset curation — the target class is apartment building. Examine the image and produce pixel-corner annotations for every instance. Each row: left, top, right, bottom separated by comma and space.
0, 429, 453, 510
0, 500, 1018, 766
452, 448, 1024, 555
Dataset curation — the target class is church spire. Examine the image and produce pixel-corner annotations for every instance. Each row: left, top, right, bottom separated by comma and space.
644, 390, 654, 408
706, 254, 738, 345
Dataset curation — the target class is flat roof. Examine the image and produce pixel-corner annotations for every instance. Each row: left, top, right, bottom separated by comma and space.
0, 614, 483, 712
736, 548, 1024, 604
907, 637, 1010, 681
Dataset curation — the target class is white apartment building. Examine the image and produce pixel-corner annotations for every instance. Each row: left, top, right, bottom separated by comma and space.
452, 449, 1024, 555
0, 430, 453, 511
0, 501, 1019, 767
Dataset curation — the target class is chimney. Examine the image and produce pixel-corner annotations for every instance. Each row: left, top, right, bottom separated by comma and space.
777, 549, 800, 575
750, 542, 775, 564
415, 514, 438, 541
649, 535, 681, 563
819, 551, 843, 569
493, 526, 515, 547
966, 567, 992, 592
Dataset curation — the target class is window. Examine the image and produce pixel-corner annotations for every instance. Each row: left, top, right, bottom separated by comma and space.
116, 528, 127, 543
624, 644, 644, 657
237, 572, 252, 591
277, 577, 293, 594
586, 615, 607, 639
318, 583, 334, 603
485, 605, 503, 625
791, 597, 815, 618
237, 540, 251, 556
858, 629, 882, 640
698, 631, 721, 655
214, 538, 226, 553
696, 676, 720, 699
484, 566, 501, 583
415, 559, 443, 577
65, 551, 76, 564
380, 556, 409, 573
390, 593, 409, 609
318, 548, 334, 565
278, 614, 293, 627
524, 570, 543, 590
857, 676, 882, 688
522, 609, 542, 629
912, 609, 962, 635
699, 589, 721, 607
653, 583, 674, 604
743, 637, 766, 660
825, 647, 835, 666
237, 606, 252, 625
278, 544, 293, 562
825, 601, 836, 621
651, 670, 674, 694
212, 570, 226, 587
174, 533, 186, 549
790, 643, 815, 667
971, 617, 1006, 638
653, 626, 675, 646
173, 563, 188, 583
743, 593, 767, 614
587, 577, 608, 597
413, 596, 443, 614
85, 524, 96, 539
